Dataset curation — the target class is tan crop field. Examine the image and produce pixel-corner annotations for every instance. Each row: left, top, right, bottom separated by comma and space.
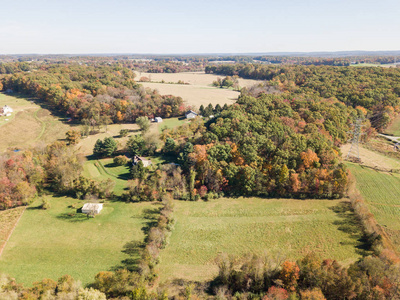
0, 93, 73, 152
135, 71, 263, 108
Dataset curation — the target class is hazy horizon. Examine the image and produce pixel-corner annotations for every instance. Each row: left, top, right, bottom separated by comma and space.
1, 0, 400, 54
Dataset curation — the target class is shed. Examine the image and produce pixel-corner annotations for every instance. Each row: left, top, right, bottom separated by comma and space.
132, 155, 152, 167
82, 203, 103, 215
154, 117, 163, 123
185, 110, 198, 119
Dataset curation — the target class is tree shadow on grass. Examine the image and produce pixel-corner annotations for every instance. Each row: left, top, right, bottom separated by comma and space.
111, 205, 161, 272
329, 201, 372, 256
56, 211, 89, 222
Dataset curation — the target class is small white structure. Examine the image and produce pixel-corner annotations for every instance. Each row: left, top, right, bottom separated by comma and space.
132, 155, 152, 167
82, 203, 103, 215
0, 105, 13, 117
154, 117, 163, 123
185, 110, 198, 119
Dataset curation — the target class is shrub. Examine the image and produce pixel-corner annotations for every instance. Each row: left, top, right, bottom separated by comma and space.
120, 129, 129, 137
114, 155, 128, 166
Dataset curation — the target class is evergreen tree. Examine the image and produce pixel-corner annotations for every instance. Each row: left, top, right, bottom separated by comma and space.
93, 139, 104, 156
199, 105, 205, 116
102, 137, 118, 157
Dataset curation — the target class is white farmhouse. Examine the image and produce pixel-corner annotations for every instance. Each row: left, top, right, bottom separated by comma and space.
0, 105, 13, 116
185, 110, 198, 119
82, 203, 103, 215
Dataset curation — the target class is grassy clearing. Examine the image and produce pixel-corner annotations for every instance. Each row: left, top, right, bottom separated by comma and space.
0, 196, 156, 286
158, 117, 188, 133
158, 197, 367, 282
0, 93, 73, 152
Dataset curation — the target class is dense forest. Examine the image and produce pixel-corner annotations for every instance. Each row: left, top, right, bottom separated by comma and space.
162, 92, 357, 199
206, 64, 400, 130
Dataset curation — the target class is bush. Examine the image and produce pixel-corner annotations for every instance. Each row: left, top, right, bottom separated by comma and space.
120, 129, 129, 137
41, 199, 50, 210
114, 155, 128, 166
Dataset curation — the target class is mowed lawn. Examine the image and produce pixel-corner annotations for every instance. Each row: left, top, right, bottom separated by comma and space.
158, 197, 366, 282
347, 163, 400, 251
0, 196, 155, 286
83, 158, 130, 195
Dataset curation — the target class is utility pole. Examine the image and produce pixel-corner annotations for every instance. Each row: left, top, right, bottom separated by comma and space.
346, 118, 364, 161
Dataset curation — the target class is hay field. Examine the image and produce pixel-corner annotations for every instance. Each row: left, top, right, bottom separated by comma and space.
0, 93, 72, 152
158, 197, 367, 282
0, 196, 156, 286
135, 71, 263, 108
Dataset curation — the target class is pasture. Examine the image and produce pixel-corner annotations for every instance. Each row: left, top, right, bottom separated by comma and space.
136, 71, 262, 108
158, 197, 367, 282
347, 163, 400, 251
0, 93, 72, 152
0, 196, 156, 286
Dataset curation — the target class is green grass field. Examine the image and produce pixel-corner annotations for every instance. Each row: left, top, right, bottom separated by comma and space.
0, 196, 157, 286
158, 117, 188, 133
347, 163, 400, 251
158, 197, 367, 282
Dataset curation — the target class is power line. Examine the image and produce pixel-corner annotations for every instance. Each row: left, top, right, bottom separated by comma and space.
346, 118, 365, 161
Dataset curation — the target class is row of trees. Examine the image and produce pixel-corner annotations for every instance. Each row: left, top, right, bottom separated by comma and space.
213, 251, 400, 299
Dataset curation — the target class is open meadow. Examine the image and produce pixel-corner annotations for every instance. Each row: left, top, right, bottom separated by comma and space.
0, 196, 158, 286
136, 71, 262, 108
158, 197, 367, 283
347, 163, 400, 252
0, 93, 73, 152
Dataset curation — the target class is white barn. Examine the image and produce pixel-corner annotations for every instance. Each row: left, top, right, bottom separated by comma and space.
185, 110, 198, 119
82, 203, 103, 215
154, 117, 163, 123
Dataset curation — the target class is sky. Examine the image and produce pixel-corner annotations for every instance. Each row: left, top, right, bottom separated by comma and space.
1, 0, 400, 54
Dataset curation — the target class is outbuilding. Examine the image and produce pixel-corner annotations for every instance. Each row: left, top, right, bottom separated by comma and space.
154, 117, 163, 123
185, 110, 198, 119
82, 203, 103, 215
132, 155, 152, 167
